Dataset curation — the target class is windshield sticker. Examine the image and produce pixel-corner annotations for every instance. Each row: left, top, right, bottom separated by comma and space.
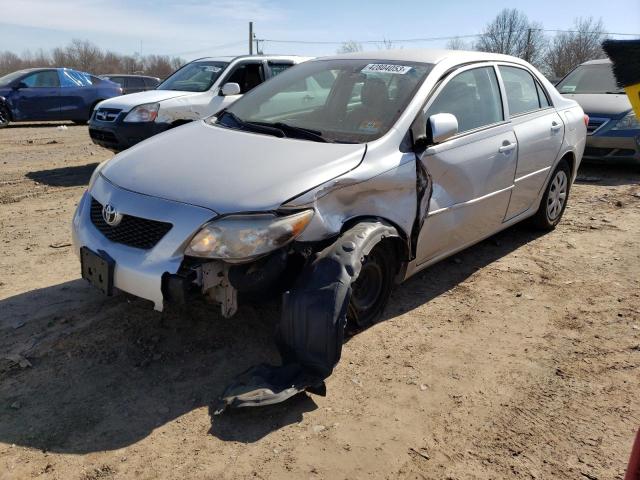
361, 64, 412, 74
358, 120, 382, 133
203, 66, 222, 73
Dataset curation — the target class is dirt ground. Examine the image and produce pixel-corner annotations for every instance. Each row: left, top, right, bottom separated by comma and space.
0, 122, 639, 480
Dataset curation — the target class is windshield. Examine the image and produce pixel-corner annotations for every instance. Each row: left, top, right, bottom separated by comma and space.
215, 59, 432, 143
0, 70, 29, 88
557, 63, 623, 94
157, 61, 229, 92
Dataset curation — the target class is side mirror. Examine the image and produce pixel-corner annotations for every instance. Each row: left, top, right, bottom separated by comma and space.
220, 82, 241, 96
12, 82, 27, 90
427, 113, 458, 144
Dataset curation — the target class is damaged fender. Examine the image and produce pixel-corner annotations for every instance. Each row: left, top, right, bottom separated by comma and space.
215, 221, 400, 413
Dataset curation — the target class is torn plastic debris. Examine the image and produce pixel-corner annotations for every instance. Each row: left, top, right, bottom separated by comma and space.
214, 221, 398, 414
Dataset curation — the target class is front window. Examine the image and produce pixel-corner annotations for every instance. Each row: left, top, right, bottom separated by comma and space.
216, 59, 432, 143
21, 70, 60, 88
0, 70, 30, 87
157, 61, 229, 92
557, 63, 623, 94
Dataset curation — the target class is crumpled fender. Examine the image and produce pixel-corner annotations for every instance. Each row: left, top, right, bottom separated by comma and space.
214, 221, 399, 413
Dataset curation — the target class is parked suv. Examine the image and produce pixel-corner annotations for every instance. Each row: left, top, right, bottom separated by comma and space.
100, 74, 160, 95
557, 58, 639, 165
88, 55, 310, 151
73, 49, 586, 410
0, 68, 121, 127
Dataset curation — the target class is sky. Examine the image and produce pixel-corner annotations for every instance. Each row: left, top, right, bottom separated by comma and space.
0, 0, 639, 61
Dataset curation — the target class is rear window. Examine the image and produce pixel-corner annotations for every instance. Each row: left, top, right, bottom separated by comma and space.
556, 63, 623, 94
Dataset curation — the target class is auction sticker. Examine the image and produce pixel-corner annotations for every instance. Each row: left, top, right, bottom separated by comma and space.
362, 64, 412, 74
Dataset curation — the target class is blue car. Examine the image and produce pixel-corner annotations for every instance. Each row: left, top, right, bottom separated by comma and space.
0, 68, 122, 127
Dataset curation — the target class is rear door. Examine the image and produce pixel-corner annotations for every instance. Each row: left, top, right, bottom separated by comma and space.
415, 64, 518, 264
13, 70, 60, 120
498, 65, 564, 220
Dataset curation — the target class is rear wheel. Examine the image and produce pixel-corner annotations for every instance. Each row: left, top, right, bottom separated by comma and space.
0, 105, 10, 128
347, 242, 395, 329
531, 159, 571, 230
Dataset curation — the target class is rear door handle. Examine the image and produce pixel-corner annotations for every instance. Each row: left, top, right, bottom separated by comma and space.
499, 142, 517, 154
551, 122, 562, 132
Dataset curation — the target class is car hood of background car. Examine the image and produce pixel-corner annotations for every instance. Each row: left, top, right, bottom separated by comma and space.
97, 89, 193, 110
99, 120, 366, 213
563, 93, 631, 117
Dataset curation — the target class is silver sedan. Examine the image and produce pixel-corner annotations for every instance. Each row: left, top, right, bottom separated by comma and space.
72, 49, 587, 409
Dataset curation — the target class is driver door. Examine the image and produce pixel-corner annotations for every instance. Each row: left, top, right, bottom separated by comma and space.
13, 70, 60, 120
415, 64, 517, 264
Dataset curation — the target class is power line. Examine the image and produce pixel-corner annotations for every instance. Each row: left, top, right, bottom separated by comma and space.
258, 29, 640, 47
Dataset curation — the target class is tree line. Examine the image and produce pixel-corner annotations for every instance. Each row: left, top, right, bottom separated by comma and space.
0, 39, 185, 79
340, 11, 610, 80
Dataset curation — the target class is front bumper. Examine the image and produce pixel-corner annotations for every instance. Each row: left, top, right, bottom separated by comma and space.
72, 175, 217, 310
583, 131, 640, 164
88, 113, 171, 152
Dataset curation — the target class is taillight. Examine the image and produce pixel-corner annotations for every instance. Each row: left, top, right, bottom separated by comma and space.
583, 114, 589, 127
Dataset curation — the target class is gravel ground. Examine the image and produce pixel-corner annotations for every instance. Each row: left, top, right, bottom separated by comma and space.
0, 122, 639, 480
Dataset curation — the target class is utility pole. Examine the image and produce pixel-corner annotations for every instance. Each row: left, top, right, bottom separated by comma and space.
249, 22, 254, 55
524, 28, 532, 62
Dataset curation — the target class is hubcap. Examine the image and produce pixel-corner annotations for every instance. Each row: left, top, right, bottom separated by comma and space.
546, 170, 568, 221
351, 261, 383, 312
0, 108, 8, 125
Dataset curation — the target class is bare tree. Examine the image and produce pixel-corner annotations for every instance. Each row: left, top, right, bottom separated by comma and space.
337, 41, 363, 54
545, 17, 607, 78
446, 37, 469, 50
475, 9, 547, 67
379, 38, 395, 50
0, 39, 185, 78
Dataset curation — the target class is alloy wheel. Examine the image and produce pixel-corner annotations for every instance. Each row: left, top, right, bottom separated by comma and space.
546, 170, 568, 221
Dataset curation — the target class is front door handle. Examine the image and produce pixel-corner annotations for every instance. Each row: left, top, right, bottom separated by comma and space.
551, 122, 562, 132
499, 142, 517, 154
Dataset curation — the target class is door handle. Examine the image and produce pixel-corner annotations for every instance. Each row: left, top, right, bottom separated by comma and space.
551, 122, 562, 132
498, 142, 517, 154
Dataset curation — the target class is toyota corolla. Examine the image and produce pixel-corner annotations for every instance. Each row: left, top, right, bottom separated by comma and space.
72, 49, 586, 410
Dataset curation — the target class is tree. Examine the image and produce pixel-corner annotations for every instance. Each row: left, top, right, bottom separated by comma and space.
337, 41, 363, 54
545, 17, 607, 78
475, 9, 547, 68
446, 37, 469, 51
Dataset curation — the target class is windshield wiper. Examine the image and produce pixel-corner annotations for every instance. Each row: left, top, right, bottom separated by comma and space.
217, 111, 286, 138
252, 121, 330, 143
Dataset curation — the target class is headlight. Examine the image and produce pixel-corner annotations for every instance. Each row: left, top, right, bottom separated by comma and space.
123, 103, 159, 123
185, 210, 314, 261
611, 111, 640, 131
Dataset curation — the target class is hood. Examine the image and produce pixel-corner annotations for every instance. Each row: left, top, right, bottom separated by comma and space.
562, 93, 631, 118
96, 89, 193, 110
100, 121, 366, 213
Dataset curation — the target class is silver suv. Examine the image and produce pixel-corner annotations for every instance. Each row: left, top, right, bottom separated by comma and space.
73, 49, 586, 410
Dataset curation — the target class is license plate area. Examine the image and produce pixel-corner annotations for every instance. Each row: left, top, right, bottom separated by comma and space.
80, 247, 114, 295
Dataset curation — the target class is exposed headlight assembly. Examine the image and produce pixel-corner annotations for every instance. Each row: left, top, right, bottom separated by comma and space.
123, 103, 159, 123
185, 210, 314, 261
611, 111, 640, 130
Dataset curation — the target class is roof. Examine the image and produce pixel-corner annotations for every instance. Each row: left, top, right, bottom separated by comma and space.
315, 48, 531, 66
101, 74, 160, 79
581, 58, 612, 65
192, 55, 312, 63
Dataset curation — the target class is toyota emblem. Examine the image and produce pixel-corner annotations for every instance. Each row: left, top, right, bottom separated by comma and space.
102, 203, 122, 227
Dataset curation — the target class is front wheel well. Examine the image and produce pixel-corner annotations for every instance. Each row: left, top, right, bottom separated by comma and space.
339, 216, 411, 267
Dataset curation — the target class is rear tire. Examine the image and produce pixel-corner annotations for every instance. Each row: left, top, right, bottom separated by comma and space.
0, 105, 10, 128
531, 159, 571, 230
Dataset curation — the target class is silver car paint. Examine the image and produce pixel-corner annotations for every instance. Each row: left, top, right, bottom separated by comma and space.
73, 49, 586, 310
72, 174, 217, 310
100, 121, 366, 213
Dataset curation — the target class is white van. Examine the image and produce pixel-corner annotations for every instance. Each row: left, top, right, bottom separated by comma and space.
88, 55, 311, 151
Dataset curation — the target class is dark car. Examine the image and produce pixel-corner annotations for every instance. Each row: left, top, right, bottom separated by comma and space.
0, 68, 122, 127
557, 59, 640, 165
99, 74, 160, 95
